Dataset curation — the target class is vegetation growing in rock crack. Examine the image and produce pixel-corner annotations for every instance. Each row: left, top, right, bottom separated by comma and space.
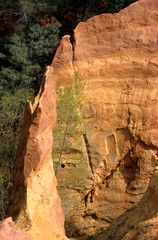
53, 74, 86, 175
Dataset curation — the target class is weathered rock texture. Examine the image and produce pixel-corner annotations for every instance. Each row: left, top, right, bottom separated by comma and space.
93, 166, 158, 240
7, 67, 68, 240
51, 0, 158, 238
0, 217, 30, 240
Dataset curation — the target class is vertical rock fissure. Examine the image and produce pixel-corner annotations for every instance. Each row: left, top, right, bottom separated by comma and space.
83, 133, 94, 175
70, 29, 76, 73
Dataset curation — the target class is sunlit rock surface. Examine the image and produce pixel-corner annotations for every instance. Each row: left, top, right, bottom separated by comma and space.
7, 67, 68, 240
51, 0, 158, 238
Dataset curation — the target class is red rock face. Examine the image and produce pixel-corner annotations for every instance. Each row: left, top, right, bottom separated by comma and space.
51, 35, 74, 84
0, 217, 30, 240
51, 0, 158, 238
7, 67, 68, 240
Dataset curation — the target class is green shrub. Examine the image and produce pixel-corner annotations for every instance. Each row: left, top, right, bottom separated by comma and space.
53, 74, 86, 174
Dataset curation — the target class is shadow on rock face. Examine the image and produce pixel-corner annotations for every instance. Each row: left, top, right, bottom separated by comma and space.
92, 167, 158, 240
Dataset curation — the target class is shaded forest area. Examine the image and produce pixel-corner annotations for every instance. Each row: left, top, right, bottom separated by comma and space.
0, 0, 137, 220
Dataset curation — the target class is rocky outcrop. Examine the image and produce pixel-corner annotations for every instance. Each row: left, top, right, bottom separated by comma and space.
93, 166, 158, 240
7, 66, 68, 240
51, 0, 158, 238
0, 217, 30, 240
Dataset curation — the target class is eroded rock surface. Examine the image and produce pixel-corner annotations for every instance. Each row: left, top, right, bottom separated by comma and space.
7, 67, 68, 240
51, 0, 158, 238
93, 166, 158, 240
0, 217, 30, 240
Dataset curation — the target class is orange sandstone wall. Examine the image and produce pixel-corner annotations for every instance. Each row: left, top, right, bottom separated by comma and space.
93, 166, 158, 240
51, 0, 158, 238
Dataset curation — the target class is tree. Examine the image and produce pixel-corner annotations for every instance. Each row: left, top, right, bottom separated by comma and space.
105, 0, 138, 13
0, 8, 61, 220
0, 22, 61, 93
53, 74, 86, 175
0, 0, 57, 23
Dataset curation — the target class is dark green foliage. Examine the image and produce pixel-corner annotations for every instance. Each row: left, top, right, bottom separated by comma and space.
0, 14, 61, 219
28, 23, 61, 66
0, 22, 61, 92
0, 0, 57, 23
0, 0, 85, 12
62, 0, 88, 8
61, 0, 137, 13
0, 89, 33, 220
105, 0, 138, 13
0, 0, 19, 11
0, 0, 138, 17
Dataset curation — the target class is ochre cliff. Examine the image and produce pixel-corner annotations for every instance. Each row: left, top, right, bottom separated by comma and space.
93, 166, 158, 240
7, 67, 68, 240
3, 0, 158, 239
51, 0, 158, 238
